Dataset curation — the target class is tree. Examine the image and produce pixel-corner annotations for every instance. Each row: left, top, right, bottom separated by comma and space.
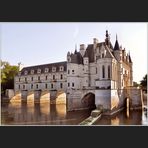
140, 74, 147, 93
133, 81, 140, 87
1, 60, 19, 95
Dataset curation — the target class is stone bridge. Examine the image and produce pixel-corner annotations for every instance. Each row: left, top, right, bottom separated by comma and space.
11, 86, 143, 115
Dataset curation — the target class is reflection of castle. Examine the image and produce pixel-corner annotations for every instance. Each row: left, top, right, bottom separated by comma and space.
14, 30, 137, 113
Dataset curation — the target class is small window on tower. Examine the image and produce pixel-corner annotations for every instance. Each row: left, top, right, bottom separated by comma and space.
72, 83, 74, 87
68, 70, 70, 74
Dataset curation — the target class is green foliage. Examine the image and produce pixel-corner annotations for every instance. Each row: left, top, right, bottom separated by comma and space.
1, 60, 19, 95
133, 81, 140, 87
140, 74, 147, 92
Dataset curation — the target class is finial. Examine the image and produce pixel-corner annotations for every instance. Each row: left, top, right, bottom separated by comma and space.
106, 30, 108, 38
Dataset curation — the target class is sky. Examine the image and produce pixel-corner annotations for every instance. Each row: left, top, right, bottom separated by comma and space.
0, 22, 147, 83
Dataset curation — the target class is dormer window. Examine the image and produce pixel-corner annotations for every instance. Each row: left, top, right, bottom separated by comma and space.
45, 68, 49, 73
37, 69, 41, 74
59, 66, 64, 71
31, 70, 34, 74
52, 67, 56, 72
24, 70, 28, 75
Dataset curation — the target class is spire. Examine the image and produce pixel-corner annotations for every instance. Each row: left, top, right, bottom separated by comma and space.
114, 34, 120, 50
74, 44, 77, 54
129, 51, 132, 63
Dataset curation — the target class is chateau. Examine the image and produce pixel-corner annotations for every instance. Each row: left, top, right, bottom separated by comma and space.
14, 30, 142, 114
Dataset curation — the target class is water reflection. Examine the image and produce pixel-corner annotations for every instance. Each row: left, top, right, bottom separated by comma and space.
111, 117, 120, 125
94, 109, 148, 125
1, 101, 91, 125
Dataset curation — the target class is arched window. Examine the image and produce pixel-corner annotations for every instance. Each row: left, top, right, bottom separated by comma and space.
60, 83, 63, 88
68, 70, 70, 74
45, 83, 48, 89
53, 75, 55, 80
60, 74, 63, 79
45, 75, 48, 80
108, 65, 110, 79
102, 65, 105, 78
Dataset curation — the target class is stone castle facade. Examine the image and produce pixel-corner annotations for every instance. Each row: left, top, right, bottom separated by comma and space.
14, 30, 142, 114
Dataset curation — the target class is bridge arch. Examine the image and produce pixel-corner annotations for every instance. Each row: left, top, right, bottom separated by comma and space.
81, 92, 96, 109
56, 90, 67, 104
124, 97, 132, 109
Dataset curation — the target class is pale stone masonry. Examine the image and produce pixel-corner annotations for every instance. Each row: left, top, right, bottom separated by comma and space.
14, 30, 143, 113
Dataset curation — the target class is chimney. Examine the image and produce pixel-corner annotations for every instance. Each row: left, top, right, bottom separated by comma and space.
80, 44, 85, 57
93, 38, 98, 49
80, 44, 85, 50
93, 38, 98, 44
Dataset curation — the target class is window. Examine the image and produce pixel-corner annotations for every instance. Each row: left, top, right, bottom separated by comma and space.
31, 70, 34, 74
53, 75, 55, 80
25, 77, 27, 82
31, 84, 33, 89
23, 85, 25, 89
45, 68, 49, 73
51, 84, 53, 89
37, 69, 41, 74
45, 83, 48, 89
68, 83, 70, 87
102, 65, 105, 78
19, 78, 21, 82
72, 83, 74, 87
38, 76, 40, 81
52, 67, 56, 72
108, 65, 110, 79
36, 84, 38, 89
96, 68, 97, 74
24, 70, 28, 75
72, 70, 74, 74
60, 66, 64, 71
18, 85, 20, 89
102, 53, 104, 58
68, 70, 70, 74
60, 83, 63, 88
45, 75, 48, 80
31, 77, 33, 81
60, 74, 63, 79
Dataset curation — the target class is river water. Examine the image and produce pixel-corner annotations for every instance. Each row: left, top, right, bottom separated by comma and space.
1, 101, 148, 126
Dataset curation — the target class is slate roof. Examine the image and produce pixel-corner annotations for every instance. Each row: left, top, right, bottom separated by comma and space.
114, 40, 120, 50
20, 61, 67, 75
70, 52, 83, 64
